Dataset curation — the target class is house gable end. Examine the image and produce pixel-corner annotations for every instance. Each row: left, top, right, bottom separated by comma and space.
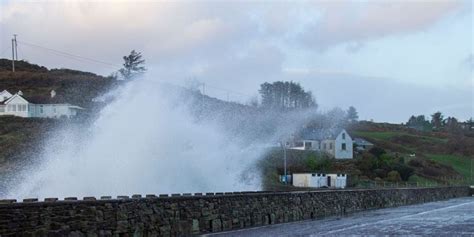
0, 90, 13, 102
4, 94, 30, 105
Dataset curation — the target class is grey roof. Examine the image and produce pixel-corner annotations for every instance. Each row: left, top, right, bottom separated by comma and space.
353, 138, 374, 146
300, 128, 345, 141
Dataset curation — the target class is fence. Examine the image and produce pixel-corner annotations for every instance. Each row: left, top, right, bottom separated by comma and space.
356, 178, 473, 189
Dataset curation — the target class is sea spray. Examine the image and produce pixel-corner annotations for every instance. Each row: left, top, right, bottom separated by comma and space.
5, 76, 319, 199
6, 78, 261, 198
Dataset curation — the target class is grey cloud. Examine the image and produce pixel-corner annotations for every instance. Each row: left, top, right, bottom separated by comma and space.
300, 1, 465, 50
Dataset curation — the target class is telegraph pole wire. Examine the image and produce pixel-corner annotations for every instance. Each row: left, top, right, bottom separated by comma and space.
17, 40, 121, 69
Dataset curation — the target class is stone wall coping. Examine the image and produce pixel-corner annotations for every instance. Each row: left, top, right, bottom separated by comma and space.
0, 186, 468, 207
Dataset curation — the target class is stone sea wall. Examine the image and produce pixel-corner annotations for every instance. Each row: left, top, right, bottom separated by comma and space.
0, 187, 470, 236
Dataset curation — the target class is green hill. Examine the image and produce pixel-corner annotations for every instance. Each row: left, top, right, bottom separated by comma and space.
350, 122, 474, 183
0, 59, 119, 108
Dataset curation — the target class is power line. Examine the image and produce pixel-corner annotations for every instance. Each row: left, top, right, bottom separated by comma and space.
10, 39, 253, 102
205, 84, 253, 97
17, 40, 121, 69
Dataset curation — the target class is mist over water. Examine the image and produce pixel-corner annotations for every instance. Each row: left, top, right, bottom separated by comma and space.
5, 76, 319, 199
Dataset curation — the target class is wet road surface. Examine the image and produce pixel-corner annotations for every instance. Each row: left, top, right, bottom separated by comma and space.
209, 197, 474, 236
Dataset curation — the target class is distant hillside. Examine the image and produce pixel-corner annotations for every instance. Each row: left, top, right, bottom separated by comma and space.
0, 59, 48, 72
0, 59, 119, 108
350, 121, 474, 182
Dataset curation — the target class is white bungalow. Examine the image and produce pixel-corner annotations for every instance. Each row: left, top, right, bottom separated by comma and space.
0, 90, 83, 118
290, 128, 353, 159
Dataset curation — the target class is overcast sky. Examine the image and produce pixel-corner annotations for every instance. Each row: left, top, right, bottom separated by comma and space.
0, 0, 472, 123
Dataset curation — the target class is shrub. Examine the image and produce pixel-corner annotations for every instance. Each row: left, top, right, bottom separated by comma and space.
386, 171, 402, 182
369, 147, 386, 158
390, 163, 415, 181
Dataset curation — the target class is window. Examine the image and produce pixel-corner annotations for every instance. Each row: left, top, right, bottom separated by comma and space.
304, 142, 312, 148
342, 133, 345, 139
17, 104, 26, 111
323, 143, 327, 150
329, 143, 333, 149
0, 106, 4, 112
342, 143, 346, 150
40, 105, 43, 113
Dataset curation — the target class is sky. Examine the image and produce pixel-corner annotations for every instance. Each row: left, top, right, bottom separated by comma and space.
0, 0, 472, 123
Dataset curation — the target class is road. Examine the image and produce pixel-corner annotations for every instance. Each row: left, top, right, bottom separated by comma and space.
209, 197, 474, 236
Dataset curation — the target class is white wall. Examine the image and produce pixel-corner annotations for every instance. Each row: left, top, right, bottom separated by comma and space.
293, 173, 329, 188
327, 174, 347, 188
289, 140, 320, 151
321, 140, 335, 157
334, 130, 353, 159
292, 173, 311, 187
30, 104, 78, 118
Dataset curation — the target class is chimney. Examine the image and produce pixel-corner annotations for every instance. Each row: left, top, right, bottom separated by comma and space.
51, 90, 56, 98
17, 90, 23, 96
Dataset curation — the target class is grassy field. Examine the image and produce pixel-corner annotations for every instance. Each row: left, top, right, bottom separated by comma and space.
352, 131, 447, 143
425, 154, 473, 180
407, 174, 439, 185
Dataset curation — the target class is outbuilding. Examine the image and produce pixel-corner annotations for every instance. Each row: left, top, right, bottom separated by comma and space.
291, 173, 347, 189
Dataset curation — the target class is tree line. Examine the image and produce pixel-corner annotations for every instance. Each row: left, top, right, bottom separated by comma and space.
406, 111, 473, 133
258, 81, 317, 110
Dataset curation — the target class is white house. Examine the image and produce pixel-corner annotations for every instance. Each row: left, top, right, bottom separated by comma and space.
290, 128, 353, 159
0, 90, 83, 118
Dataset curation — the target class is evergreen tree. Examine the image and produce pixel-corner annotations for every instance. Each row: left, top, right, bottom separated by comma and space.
431, 111, 444, 130
258, 81, 317, 110
119, 50, 146, 80
346, 106, 358, 123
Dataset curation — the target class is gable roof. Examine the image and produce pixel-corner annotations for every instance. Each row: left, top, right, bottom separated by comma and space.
3, 93, 29, 105
0, 90, 12, 102
22, 95, 70, 104
2, 92, 70, 105
300, 128, 347, 141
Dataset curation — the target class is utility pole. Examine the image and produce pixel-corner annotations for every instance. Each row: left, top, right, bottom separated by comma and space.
11, 34, 18, 72
14, 34, 18, 60
281, 141, 287, 185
